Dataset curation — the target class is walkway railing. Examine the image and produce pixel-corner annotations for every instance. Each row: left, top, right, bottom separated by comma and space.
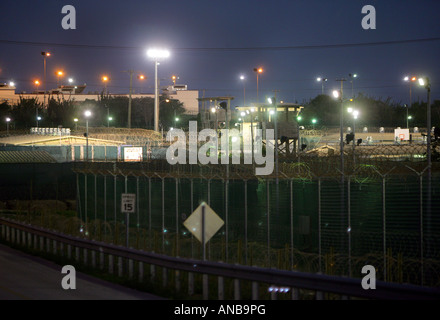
1, 217, 439, 300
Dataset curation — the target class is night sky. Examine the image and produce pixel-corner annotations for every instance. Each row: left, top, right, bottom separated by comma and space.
1, 0, 439, 107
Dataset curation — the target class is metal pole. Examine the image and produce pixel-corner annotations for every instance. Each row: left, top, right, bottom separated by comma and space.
149, 177, 152, 250
202, 204, 206, 261
162, 177, 165, 254
251, 114, 254, 167
244, 180, 248, 265
43, 56, 46, 107
225, 179, 229, 263
267, 179, 270, 267
154, 60, 159, 132
426, 85, 431, 247
348, 177, 351, 277
104, 175, 107, 240
190, 178, 194, 259
128, 70, 133, 129
420, 175, 424, 286
94, 174, 97, 235
125, 176, 128, 248
136, 176, 139, 231
86, 119, 89, 161
84, 173, 88, 236
318, 178, 322, 273
176, 178, 179, 255
382, 177, 386, 281
353, 117, 356, 166
290, 179, 294, 270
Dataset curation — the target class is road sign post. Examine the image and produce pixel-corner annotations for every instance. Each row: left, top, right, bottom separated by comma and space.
121, 193, 136, 247
183, 202, 224, 261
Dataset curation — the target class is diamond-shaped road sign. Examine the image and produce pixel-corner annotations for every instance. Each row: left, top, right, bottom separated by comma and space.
183, 202, 224, 245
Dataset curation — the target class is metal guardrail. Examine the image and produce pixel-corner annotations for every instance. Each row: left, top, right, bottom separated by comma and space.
1, 217, 439, 300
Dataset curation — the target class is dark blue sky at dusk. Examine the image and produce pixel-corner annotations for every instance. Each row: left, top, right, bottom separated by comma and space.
0, 0, 439, 107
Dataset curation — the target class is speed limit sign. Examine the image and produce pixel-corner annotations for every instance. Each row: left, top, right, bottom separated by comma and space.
121, 193, 136, 213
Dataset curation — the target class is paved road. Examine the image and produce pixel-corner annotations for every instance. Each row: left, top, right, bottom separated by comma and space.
0, 243, 165, 300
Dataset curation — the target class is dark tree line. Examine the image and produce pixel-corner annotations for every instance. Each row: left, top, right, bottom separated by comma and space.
2, 93, 439, 132
300, 93, 440, 129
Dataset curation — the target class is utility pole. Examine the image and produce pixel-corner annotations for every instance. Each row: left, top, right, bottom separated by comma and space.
335, 78, 347, 259
123, 70, 135, 129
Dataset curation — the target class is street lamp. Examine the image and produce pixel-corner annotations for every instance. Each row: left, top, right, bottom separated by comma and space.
108, 116, 113, 128
332, 89, 344, 170
6, 117, 11, 136
418, 76, 432, 263
240, 75, 246, 106
41, 51, 51, 106
171, 75, 178, 85
316, 77, 328, 95
102, 76, 109, 95
348, 73, 358, 99
138, 74, 146, 93
37, 116, 42, 128
253, 67, 263, 103
84, 110, 92, 161
74, 118, 78, 131
147, 48, 170, 132
34, 80, 40, 91
403, 76, 417, 109
311, 118, 317, 129
56, 71, 63, 87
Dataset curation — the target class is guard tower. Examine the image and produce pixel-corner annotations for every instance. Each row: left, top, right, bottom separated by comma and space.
198, 96, 234, 130
236, 102, 303, 156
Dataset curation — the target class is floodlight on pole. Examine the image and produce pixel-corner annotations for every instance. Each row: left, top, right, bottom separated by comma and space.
147, 48, 170, 132
253, 67, 263, 103
84, 110, 92, 161
240, 75, 246, 106
317, 77, 328, 94
418, 75, 432, 259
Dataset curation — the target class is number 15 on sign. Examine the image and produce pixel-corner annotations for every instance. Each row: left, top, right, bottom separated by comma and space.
121, 193, 136, 247
121, 193, 136, 213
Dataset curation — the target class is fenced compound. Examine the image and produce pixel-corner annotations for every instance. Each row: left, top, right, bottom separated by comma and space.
68, 144, 440, 288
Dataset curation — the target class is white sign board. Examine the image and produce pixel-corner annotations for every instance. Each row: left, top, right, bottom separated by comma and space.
121, 193, 136, 213
394, 128, 410, 141
183, 202, 224, 245
124, 147, 143, 162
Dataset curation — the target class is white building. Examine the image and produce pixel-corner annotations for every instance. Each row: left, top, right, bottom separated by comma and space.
0, 83, 199, 115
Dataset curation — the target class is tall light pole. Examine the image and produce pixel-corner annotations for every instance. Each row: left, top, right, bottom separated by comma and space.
6, 117, 11, 136
240, 75, 246, 106
138, 74, 146, 93
253, 67, 263, 104
41, 52, 50, 106
34, 80, 41, 122
84, 110, 92, 162
419, 76, 432, 278
147, 49, 170, 132
403, 76, 417, 110
317, 77, 328, 95
404, 104, 409, 129
333, 89, 346, 257
102, 76, 109, 95
348, 73, 358, 99
56, 71, 63, 88
347, 108, 359, 165
124, 70, 135, 129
